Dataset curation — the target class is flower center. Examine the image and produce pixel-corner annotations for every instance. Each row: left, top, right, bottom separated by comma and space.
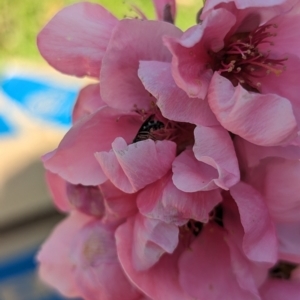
269, 261, 298, 280
210, 24, 287, 90
133, 104, 195, 154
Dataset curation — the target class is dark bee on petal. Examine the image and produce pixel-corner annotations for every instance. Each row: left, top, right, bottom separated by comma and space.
133, 115, 165, 143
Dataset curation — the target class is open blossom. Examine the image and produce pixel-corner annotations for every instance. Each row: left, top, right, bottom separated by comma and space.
38, 2, 240, 193
36, 0, 300, 299
164, 0, 300, 146
37, 212, 147, 300
116, 181, 279, 300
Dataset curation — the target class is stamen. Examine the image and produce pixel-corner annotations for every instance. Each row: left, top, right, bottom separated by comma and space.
209, 23, 286, 90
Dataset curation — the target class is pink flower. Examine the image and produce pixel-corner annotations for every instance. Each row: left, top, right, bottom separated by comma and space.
115, 181, 278, 300
37, 1, 300, 299
164, 0, 300, 146
39, 7, 240, 193
37, 212, 145, 300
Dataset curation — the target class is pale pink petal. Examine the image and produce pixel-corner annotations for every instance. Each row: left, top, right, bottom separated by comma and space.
179, 223, 259, 300
225, 229, 269, 295
193, 125, 240, 189
164, 8, 235, 98
137, 173, 222, 224
260, 14, 300, 60
223, 196, 270, 289
208, 72, 297, 146
172, 126, 236, 193
66, 183, 105, 218
152, 0, 176, 21
138, 61, 218, 126
172, 149, 221, 192
100, 180, 138, 219
258, 54, 300, 128
116, 216, 191, 300
201, 0, 298, 19
260, 159, 300, 223
260, 279, 300, 300
43, 108, 142, 186
276, 222, 300, 264
37, 2, 118, 77
234, 136, 300, 169
72, 83, 106, 123
71, 220, 142, 300
45, 171, 71, 212
100, 19, 182, 111
95, 137, 176, 193
230, 182, 278, 264
130, 214, 178, 271
37, 212, 92, 298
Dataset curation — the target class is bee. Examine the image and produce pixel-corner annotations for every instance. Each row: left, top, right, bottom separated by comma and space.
133, 115, 164, 143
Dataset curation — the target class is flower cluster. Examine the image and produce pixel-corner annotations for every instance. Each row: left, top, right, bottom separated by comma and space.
37, 0, 300, 299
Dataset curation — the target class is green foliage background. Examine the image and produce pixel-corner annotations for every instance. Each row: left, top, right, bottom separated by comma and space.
0, 0, 201, 64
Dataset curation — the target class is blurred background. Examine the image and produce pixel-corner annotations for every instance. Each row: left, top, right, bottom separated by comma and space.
0, 0, 200, 299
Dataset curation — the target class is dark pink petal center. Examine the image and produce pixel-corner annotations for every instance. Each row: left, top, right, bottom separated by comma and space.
209, 23, 287, 90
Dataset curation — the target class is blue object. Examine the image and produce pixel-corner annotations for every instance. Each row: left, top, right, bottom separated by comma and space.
0, 248, 81, 300
0, 115, 14, 136
1, 76, 79, 127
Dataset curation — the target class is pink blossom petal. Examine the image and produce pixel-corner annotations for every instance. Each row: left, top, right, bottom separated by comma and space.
66, 183, 105, 218
164, 8, 235, 98
230, 182, 278, 264
260, 14, 300, 60
258, 54, 300, 128
202, 0, 298, 18
43, 108, 142, 186
71, 220, 142, 300
100, 19, 182, 111
179, 223, 259, 300
130, 214, 179, 271
234, 136, 300, 169
260, 279, 300, 300
72, 83, 106, 123
193, 125, 240, 189
137, 173, 222, 224
138, 61, 218, 126
45, 171, 71, 212
37, 2, 118, 77
95, 138, 176, 193
100, 180, 138, 219
172, 149, 222, 192
254, 159, 300, 223
208, 72, 297, 146
152, 0, 176, 21
171, 124, 240, 192
225, 228, 269, 295
37, 212, 92, 298
276, 222, 300, 264
223, 196, 270, 289
116, 216, 191, 300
